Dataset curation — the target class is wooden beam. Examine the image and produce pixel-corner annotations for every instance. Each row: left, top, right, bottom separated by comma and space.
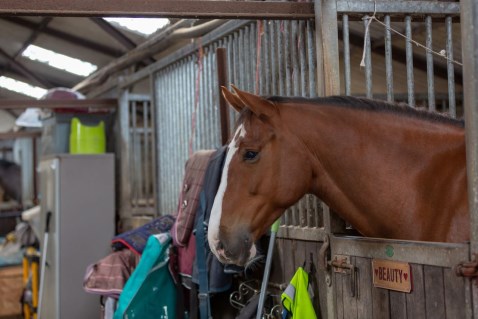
1, 17, 124, 57
0, 64, 66, 88
89, 18, 137, 50
0, 130, 42, 140
12, 17, 53, 59
0, 0, 315, 19
0, 99, 117, 110
0, 48, 54, 88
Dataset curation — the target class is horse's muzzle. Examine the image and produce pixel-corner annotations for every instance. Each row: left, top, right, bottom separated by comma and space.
213, 232, 256, 266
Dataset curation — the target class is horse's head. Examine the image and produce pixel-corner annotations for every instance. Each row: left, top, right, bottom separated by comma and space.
208, 86, 313, 266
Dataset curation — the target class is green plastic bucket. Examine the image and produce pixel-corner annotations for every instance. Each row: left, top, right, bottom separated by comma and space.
69, 117, 106, 154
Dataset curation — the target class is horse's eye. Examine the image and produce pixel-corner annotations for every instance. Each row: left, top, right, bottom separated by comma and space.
244, 150, 259, 161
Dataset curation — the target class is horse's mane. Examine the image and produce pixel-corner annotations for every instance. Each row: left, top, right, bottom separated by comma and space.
267, 95, 464, 128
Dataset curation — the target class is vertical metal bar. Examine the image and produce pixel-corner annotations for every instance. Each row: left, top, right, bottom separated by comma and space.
131, 100, 138, 208
425, 16, 435, 111
446, 16, 456, 118
270, 21, 278, 95
136, 101, 144, 206
143, 101, 150, 205
384, 15, 394, 102
405, 15, 415, 107
307, 20, 317, 97
285, 21, 292, 96
32, 136, 38, 204
343, 14, 351, 96
278, 21, 286, 96
149, 74, 159, 214
299, 20, 307, 99
292, 20, 300, 96
262, 20, 269, 95
216, 47, 230, 145
364, 15, 373, 99
460, 0, 478, 316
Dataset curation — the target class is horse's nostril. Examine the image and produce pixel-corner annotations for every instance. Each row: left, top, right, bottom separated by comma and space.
217, 241, 224, 250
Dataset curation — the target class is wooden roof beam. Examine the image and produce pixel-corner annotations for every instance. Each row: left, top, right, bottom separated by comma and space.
0, 48, 54, 88
1, 17, 124, 58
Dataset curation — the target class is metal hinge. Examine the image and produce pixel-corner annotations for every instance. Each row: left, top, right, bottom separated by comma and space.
455, 253, 478, 286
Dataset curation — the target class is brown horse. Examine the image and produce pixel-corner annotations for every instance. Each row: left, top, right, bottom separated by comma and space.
208, 85, 469, 266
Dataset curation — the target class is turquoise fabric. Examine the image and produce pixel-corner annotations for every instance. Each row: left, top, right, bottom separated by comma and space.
114, 233, 176, 319
281, 267, 317, 319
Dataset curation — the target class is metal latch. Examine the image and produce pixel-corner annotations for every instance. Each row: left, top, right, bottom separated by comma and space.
455, 253, 478, 286
330, 255, 357, 297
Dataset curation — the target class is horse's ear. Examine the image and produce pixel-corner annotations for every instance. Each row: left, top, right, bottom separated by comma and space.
231, 85, 276, 118
221, 86, 246, 113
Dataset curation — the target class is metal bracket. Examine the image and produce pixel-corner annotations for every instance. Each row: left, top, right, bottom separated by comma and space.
329, 254, 357, 297
455, 253, 478, 286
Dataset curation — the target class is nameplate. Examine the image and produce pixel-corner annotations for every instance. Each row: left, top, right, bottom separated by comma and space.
372, 259, 412, 293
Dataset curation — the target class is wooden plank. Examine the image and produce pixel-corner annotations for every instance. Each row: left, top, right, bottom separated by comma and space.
332, 236, 469, 268
424, 265, 445, 319
372, 287, 390, 319
306, 241, 325, 318
282, 239, 296, 284
356, 257, 373, 319
443, 268, 467, 319
335, 271, 345, 319
269, 238, 285, 285
342, 256, 358, 319
389, 291, 407, 319
406, 264, 426, 318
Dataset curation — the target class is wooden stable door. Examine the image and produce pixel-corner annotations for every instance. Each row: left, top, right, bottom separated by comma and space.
326, 236, 472, 319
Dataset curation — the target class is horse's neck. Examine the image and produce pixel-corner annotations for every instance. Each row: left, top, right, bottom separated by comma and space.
286, 103, 467, 240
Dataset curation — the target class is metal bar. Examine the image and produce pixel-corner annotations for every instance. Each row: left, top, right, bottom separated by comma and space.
405, 15, 415, 107
119, 89, 132, 221
143, 101, 150, 203
425, 16, 435, 111
216, 47, 230, 145
149, 75, 158, 214
1, 17, 123, 57
446, 16, 456, 118
364, 15, 373, 99
0, 99, 117, 109
0, 1, 315, 19
343, 14, 351, 96
336, 1, 460, 16
460, 0, 478, 316
306, 20, 317, 97
131, 101, 138, 207
343, 27, 463, 84
384, 15, 394, 102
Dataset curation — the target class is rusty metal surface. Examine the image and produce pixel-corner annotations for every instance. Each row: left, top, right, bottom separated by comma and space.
216, 48, 230, 145
455, 253, 478, 283
0, 99, 117, 109
0, 0, 314, 19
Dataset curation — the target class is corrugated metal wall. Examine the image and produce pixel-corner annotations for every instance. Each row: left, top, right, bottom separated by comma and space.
154, 20, 323, 217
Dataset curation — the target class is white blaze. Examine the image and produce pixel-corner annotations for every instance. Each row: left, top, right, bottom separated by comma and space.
208, 124, 245, 257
